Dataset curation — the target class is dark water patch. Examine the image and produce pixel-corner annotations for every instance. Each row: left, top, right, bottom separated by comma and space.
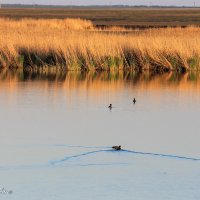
0, 69, 200, 87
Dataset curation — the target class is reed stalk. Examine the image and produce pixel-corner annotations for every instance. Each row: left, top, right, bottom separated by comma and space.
0, 18, 200, 71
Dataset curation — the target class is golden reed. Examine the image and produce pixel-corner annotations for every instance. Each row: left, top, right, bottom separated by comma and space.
0, 18, 200, 71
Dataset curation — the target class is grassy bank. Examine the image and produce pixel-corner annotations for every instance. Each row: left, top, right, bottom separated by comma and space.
0, 18, 200, 71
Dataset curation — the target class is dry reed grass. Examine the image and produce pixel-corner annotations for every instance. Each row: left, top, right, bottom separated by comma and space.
0, 18, 200, 71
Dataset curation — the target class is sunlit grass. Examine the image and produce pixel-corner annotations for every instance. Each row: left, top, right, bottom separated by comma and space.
0, 18, 200, 71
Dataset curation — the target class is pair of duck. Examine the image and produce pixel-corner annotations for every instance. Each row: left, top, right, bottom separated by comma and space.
108, 98, 136, 109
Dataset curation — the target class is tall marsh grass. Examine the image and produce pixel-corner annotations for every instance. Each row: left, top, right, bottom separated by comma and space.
0, 18, 200, 71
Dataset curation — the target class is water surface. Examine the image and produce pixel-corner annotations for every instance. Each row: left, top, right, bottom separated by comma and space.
0, 70, 200, 200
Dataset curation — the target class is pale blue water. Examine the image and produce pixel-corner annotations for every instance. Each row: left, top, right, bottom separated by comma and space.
0, 71, 200, 200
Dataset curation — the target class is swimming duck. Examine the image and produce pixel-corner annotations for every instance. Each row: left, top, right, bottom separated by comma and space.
108, 104, 112, 109
133, 98, 136, 104
112, 145, 121, 150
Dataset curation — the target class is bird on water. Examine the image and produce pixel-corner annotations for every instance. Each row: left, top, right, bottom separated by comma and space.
112, 145, 121, 150
133, 98, 136, 104
108, 104, 112, 109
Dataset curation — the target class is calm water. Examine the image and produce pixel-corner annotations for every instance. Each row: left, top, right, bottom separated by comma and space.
0, 70, 200, 200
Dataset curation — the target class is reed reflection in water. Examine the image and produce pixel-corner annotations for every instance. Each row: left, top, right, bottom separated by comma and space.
1, 69, 200, 90
0, 69, 200, 112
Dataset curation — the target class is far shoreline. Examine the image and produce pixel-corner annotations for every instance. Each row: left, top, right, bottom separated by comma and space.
1, 7, 200, 28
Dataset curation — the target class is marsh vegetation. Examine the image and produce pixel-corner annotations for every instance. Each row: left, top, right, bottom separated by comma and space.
1, 8, 200, 27
0, 18, 200, 71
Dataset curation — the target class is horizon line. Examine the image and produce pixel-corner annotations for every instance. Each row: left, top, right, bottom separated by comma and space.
1, 4, 199, 8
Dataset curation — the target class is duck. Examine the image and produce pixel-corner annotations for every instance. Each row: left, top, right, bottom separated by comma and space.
133, 98, 136, 104
112, 145, 121, 150
108, 104, 112, 109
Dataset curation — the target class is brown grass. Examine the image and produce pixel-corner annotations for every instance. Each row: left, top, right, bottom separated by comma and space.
0, 18, 200, 71
1, 8, 200, 27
